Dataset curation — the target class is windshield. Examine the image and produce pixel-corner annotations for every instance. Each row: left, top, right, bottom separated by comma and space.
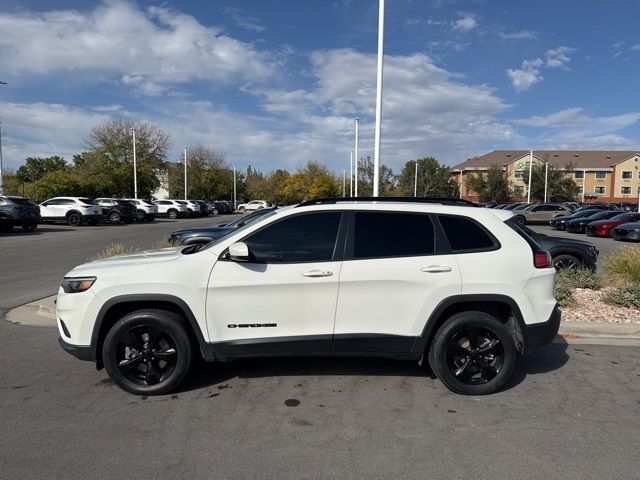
226, 209, 274, 228
202, 210, 278, 251
610, 212, 636, 221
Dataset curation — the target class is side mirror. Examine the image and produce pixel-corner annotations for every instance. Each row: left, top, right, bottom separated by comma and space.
228, 242, 250, 262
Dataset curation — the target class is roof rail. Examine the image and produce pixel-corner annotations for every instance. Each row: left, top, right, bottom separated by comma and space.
296, 197, 479, 208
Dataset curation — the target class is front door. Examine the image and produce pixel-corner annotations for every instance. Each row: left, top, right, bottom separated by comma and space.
207, 211, 345, 357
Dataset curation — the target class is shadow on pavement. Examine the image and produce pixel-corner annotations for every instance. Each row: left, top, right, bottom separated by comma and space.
502, 339, 570, 391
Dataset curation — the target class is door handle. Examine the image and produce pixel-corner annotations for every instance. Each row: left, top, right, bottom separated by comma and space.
301, 270, 333, 277
420, 265, 453, 273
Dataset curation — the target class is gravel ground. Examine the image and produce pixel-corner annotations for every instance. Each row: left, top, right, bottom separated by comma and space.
562, 288, 640, 323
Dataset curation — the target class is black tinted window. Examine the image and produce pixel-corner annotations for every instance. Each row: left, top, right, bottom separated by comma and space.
438, 215, 496, 252
353, 212, 435, 258
244, 212, 341, 263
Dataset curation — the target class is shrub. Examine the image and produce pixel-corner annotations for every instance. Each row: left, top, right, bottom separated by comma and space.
601, 246, 640, 286
91, 243, 137, 260
603, 284, 640, 310
554, 268, 602, 307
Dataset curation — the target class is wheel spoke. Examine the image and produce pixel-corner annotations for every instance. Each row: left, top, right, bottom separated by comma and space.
146, 326, 164, 348
118, 356, 143, 374
154, 348, 176, 363
478, 338, 500, 355
478, 361, 498, 382
467, 329, 480, 350
447, 342, 468, 357
454, 358, 472, 379
117, 330, 144, 350
145, 360, 160, 385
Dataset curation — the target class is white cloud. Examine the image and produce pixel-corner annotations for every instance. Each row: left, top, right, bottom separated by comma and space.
630, 43, 640, 51
498, 30, 537, 40
506, 58, 543, 92
545, 46, 576, 69
452, 13, 478, 32
223, 7, 266, 32
0, 1, 273, 94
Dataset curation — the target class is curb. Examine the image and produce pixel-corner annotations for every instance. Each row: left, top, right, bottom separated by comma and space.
5, 295, 57, 327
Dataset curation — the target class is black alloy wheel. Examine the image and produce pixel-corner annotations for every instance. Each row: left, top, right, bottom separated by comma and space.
103, 309, 193, 395
445, 328, 504, 385
108, 211, 121, 224
67, 212, 81, 226
553, 254, 580, 270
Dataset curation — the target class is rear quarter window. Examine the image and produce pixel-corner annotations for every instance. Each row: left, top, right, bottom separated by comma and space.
437, 215, 498, 253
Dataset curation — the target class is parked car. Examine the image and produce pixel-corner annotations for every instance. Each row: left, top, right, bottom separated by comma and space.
549, 209, 605, 230
58, 198, 559, 396
207, 201, 228, 215
512, 203, 573, 225
153, 200, 189, 219
0, 195, 41, 232
612, 222, 640, 242
502, 202, 527, 210
509, 222, 598, 270
237, 200, 271, 212
94, 198, 137, 224
565, 210, 623, 233
194, 200, 209, 216
586, 212, 640, 237
183, 200, 206, 217
574, 203, 618, 213
39, 197, 103, 226
562, 202, 580, 211
126, 199, 158, 222
169, 207, 278, 245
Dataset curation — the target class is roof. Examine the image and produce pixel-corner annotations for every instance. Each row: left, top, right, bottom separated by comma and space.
453, 150, 640, 171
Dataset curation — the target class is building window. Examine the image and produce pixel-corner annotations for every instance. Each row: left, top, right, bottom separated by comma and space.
595, 171, 607, 179
594, 186, 606, 195
574, 171, 584, 179
577, 186, 583, 194
513, 186, 524, 195
621, 187, 632, 195
513, 170, 524, 179
621, 171, 633, 180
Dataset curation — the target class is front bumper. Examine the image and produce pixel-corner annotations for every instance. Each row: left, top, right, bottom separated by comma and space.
521, 305, 561, 354
58, 337, 94, 361
566, 224, 586, 233
613, 231, 640, 241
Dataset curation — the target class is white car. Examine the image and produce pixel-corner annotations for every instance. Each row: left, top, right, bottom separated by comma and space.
184, 200, 205, 217
152, 200, 188, 219
126, 199, 158, 222
39, 197, 103, 226
57, 199, 560, 396
237, 200, 271, 212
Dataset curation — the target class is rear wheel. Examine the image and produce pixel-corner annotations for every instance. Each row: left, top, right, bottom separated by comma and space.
514, 215, 526, 226
137, 210, 146, 222
22, 223, 38, 231
102, 309, 193, 396
168, 209, 178, 220
67, 212, 81, 226
553, 254, 581, 271
428, 311, 516, 395
238, 206, 245, 213
108, 211, 121, 224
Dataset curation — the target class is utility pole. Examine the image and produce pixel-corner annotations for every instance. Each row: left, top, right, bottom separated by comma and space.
581, 169, 586, 204
130, 128, 138, 199
232, 164, 237, 210
372, 0, 385, 197
354, 118, 359, 197
414, 160, 418, 197
459, 169, 463, 199
527, 149, 533, 204
183, 146, 188, 200
342, 170, 346, 197
543, 161, 549, 203
0, 122, 5, 196
349, 150, 353, 197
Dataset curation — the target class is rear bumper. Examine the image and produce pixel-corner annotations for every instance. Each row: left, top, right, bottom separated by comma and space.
58, 337, 94, 362
521, 306, 561, 354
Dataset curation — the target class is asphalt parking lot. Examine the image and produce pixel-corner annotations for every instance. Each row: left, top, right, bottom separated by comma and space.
2, 214, 640, 479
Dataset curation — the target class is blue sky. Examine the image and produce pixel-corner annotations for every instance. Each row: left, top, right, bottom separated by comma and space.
1, 0, 639, 174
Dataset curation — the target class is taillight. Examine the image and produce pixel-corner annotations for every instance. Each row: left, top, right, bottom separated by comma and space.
534, 251, 552, 269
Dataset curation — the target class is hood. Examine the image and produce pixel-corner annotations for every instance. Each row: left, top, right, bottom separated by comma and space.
66, 247, 184, 276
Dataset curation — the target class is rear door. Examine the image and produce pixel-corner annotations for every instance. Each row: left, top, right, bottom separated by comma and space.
333, 211, 461, 354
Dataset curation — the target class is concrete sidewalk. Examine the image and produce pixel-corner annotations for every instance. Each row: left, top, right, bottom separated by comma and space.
4, 295, 640, 346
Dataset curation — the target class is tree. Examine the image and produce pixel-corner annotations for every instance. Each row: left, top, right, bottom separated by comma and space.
278, 161, 339, 203
168, 145, 232, 200
34, 169, 83, 199
522, 163, 580, 202
357, 157, 398, 196
16, 156, 67, 183
466, 164, 510, 202
397, 157, 454, 197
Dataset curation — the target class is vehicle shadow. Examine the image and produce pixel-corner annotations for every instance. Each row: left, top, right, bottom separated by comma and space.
0, 227, 76, 236
176, 339, 570, 395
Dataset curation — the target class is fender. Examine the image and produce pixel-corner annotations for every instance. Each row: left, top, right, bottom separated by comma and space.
91, 294, 215, 362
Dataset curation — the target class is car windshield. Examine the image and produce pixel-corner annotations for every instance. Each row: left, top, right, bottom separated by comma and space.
202, 210, 278, 250
226, 209, 275, 228
610, 212, 635, 221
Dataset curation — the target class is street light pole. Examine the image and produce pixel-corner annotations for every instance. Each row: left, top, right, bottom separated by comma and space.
527, 149, 533, 204
349, 150, 353, 197
544, 161, 549, 203
342, 170, 346, 197
582, 169, 586, 204
372, 0, 385, 197
354, 118, 359, 197
183, 146, 188, 200
130, 128, 138, 199
459, 169, 463, 199
414, 160, 418, 197
0, 123, 5, 196
232, 164, 237, 210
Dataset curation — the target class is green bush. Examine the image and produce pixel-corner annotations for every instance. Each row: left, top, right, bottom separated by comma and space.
601, 246, 640, 286
554, 268, 602, 307
603, 284, 640, 310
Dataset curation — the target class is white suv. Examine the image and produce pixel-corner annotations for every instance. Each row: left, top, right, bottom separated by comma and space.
237, 200, 271, 212
126, 199, 158, 222
57, 199, 560, 396
152, 200, 188, 219
40, 197, 103, 226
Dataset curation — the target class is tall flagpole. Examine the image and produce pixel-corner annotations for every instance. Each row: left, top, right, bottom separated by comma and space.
349, 150, 353, 197
232, 164, 237, 210
527, 149, 533, 204
183, 146, 188, 200
372, 0, 385, 197
414, 160, 418, 196
544, 161, 549, 203
130, 128, 138, 199
354, 118, 359, 197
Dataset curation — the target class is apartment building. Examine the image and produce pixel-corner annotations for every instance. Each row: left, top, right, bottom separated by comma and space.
452, 150, 640, 203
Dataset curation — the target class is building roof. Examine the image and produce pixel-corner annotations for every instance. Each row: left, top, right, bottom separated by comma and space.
453, 150, 640, 171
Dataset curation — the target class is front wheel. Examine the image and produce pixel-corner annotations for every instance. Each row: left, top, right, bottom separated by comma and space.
428, 311, 516, 395
168, 209, 178, 220
102, 309, 193, 396
22, 223, 38, 231
108, 211, 121, 224
238, 206, 245, 213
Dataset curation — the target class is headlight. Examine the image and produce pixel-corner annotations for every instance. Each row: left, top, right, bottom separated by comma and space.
61, 276, 96, 293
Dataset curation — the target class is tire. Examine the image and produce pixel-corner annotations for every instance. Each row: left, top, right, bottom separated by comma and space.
67, 212, 82, 226
22, 223, 38, 231
102, 309, 193, 396
1, 221, 13, 232
553, 254, 581, 271
137, 210, 146, 222
108, 211, 121, 224
514, 215, 526, 226
238, 206, 245, 213
428, 311, 516, 395
146, 216, 155, 222
168, 209, 178, 220
211, 208, 219, 216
